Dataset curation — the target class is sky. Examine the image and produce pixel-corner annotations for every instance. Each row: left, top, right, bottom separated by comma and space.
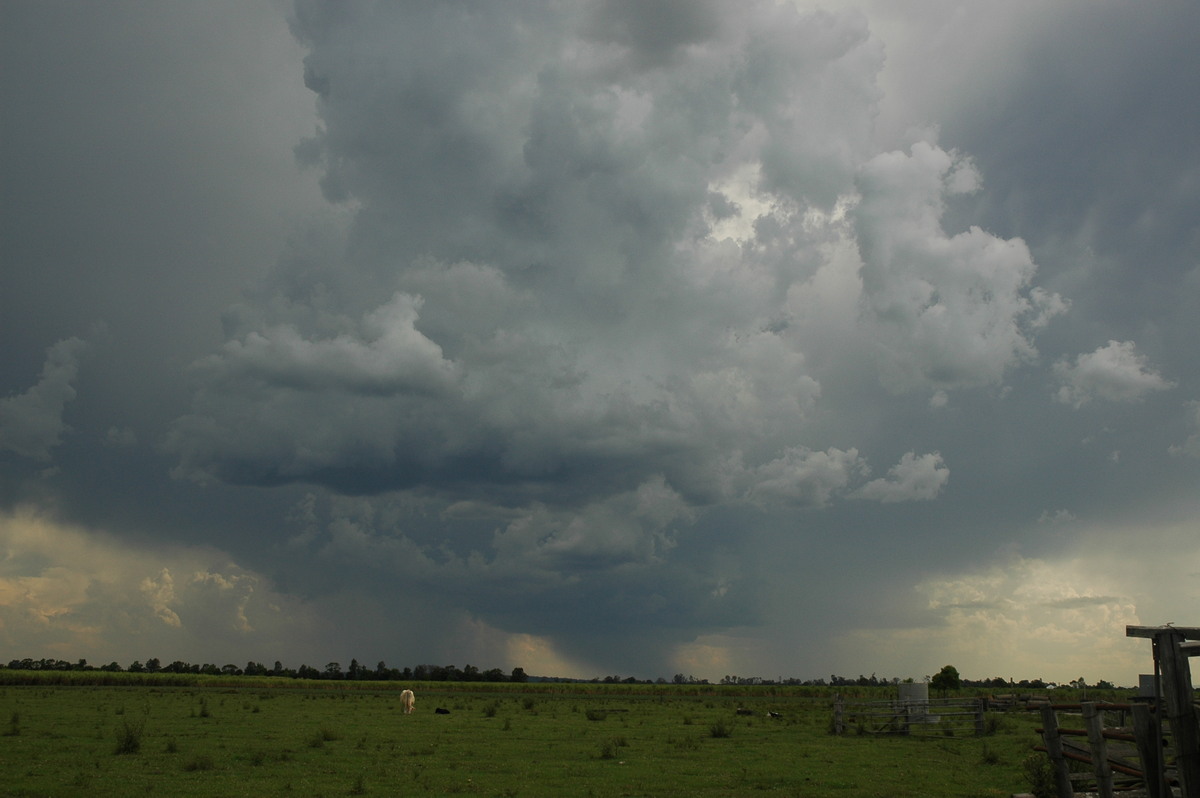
2, 0, 1197, 686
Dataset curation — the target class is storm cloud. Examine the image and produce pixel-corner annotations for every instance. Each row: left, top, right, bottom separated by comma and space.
2, 0, 1197, 684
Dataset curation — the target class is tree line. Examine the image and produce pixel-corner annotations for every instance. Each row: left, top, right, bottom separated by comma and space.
2, 657, 528, 683
2, 658, 1120, 690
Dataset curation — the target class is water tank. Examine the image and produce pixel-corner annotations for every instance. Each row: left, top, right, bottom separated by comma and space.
897, 682, 930, 721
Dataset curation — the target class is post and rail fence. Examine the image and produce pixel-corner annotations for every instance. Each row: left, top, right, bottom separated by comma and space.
1029, 625, 1199, 798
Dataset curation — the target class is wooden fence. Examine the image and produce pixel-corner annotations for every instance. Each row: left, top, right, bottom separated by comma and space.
1030, 624, 1199, 798
832, 695, 987, 737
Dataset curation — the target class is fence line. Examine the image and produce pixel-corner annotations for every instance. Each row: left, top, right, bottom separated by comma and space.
832, 695, 987, 737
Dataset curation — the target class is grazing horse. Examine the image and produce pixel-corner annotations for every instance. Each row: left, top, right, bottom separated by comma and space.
400, 689, 415, 714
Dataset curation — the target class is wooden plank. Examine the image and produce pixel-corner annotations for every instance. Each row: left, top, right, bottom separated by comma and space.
1127, 625, 1200, 640
1083, 702, 1115, 798
1041, 704, 1075, 798
1131, 702, 1167, 798
1158, 630, 1200, 798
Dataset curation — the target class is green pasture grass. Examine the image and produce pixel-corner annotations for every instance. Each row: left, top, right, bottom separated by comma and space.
0, 680, 1060, 797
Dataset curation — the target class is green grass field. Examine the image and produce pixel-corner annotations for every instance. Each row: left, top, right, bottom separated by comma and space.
0, 677, 1061, 797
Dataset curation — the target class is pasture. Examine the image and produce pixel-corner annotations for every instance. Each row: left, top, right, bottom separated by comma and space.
0, 678, 1051, 797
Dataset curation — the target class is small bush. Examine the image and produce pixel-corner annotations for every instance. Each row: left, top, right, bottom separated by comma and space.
113, 718, 144, 755
598, 737, 627, 759
183, 754, 215, 772
709, 720, 732, 739
585, 709, 607, 721
1023, 754, 1056, 798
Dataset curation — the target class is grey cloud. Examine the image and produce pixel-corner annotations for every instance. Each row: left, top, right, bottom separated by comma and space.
167, 1, 899, 506
1169, 401, 1200, 459
0, 337, 89, 461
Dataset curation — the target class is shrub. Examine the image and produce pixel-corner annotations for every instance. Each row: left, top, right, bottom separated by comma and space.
182, 754, 215, 772
1023, 754, 1056, 798
709, 720, 732, 738
113, 718, 144, 755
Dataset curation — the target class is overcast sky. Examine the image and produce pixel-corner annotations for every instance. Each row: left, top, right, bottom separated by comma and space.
2, 0, 1197, 685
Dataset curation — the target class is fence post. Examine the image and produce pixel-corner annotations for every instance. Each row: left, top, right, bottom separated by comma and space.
974, 697, 986, 736
1082, 702, 1114, 798
1131, 702, 1165, 798
833, 695, 844, 735
1040, 704, 1074, 798
1158, 631, 1200, 798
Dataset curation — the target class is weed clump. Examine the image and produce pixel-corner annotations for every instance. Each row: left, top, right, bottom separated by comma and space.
113, 718, 144, 754
1023, 754, 1056, 798
182, 754, 215, 772
709, 720, 732, 738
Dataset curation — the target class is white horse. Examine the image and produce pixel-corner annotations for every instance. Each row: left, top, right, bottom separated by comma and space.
400, 689, 415, 714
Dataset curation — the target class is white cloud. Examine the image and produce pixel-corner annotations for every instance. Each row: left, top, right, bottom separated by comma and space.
1053, 340, 1174, 408
744, 446, 866, 507
852, 451, 949, 503
0, 337, 89, 461
854, 142, 1065, 393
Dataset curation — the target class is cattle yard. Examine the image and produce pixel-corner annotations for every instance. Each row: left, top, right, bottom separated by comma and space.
1026, 625, 1200, 798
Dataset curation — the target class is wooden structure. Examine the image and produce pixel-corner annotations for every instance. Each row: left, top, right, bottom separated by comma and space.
1032, 625, 1199, 797
1127, 625, 1200, 797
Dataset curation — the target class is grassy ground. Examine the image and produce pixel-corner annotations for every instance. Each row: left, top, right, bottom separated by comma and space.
0, 679, 1062, 797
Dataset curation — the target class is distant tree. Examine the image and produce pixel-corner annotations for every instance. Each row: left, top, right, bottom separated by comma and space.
128, 661, 145, 673
145, 658, 161, 673
510, 667, 527, 683
930, 665, 961, 695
